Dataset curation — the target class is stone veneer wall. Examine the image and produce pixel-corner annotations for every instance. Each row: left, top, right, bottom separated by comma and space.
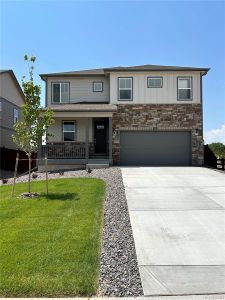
112, 104, 203, 166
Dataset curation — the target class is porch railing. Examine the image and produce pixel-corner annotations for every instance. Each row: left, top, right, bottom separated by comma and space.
41, 143, 86, 159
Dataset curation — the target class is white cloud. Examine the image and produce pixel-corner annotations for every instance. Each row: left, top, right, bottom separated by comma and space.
204, 125, 225, 144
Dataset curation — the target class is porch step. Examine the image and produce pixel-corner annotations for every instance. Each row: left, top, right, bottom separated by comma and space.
86, 164, 109, 170
86, 160, 109, 170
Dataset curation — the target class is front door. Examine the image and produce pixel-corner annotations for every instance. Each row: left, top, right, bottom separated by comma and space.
94, 120, 107, 154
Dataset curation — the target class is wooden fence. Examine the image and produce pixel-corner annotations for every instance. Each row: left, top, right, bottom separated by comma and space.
204, 145, 225, 171
0, 148, 37, 172
217, 158, 225, 171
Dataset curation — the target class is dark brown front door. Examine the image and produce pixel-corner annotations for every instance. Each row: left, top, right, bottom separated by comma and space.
94, 120, 107, 153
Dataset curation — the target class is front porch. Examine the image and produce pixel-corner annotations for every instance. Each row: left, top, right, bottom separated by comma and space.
38, 104, 117, 170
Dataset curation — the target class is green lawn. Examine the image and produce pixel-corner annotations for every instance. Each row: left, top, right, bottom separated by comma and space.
0, 178, 105, 297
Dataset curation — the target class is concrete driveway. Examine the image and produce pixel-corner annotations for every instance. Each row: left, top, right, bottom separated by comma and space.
121, 167, 225, 296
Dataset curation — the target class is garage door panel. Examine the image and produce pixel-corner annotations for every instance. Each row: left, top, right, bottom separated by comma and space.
120, 131, 191, 166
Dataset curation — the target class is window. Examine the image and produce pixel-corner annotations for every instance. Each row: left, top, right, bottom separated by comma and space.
13, 108, 18, 123
118, 77, 133, 100
147, 77, 163, 88
52, 82, 69, 103
63, 121, 75, 141
93, 81, 103, 92
177, 77, 192, 100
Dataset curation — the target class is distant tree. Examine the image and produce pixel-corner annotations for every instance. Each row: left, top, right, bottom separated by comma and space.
209, 143, 225, 158
13, 55, 54, 194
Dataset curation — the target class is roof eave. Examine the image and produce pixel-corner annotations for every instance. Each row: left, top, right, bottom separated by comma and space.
40, 73, 105, 79
201, 68, 210, 76
40, 66, 211, 78
105, 68, 211, 72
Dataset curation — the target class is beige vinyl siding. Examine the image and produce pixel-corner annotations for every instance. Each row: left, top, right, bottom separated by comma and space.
0, 73, 24, 106
47, 118, 93, 143
46, 76, 109, 106
110, 71, 201, 104
0, 127, 18, 149
0, 98, 21, 149
0, 98, 21, 129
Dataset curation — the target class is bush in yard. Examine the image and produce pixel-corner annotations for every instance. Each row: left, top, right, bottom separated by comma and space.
209, 142, 225, 158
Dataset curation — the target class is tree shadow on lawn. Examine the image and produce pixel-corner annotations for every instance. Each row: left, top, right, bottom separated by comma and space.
42, 192, 80, 201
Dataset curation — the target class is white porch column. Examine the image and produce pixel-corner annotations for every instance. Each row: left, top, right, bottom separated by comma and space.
85, 117, 89, 161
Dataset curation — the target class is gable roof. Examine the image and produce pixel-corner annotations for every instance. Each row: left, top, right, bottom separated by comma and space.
40, 64, 210, 79
0, 69, 25, 100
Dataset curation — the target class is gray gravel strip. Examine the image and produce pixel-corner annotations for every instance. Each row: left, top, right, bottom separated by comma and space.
0, 167, 143, 296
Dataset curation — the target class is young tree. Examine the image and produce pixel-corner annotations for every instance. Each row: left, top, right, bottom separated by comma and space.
13, 55, 54, 193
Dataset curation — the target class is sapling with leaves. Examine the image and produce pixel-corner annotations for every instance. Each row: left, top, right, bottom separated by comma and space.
13, 55, 54, 194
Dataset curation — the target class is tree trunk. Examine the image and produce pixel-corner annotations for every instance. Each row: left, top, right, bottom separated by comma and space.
28, 152, 31, 193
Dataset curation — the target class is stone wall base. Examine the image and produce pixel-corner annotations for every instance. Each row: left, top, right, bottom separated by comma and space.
112, 104, 203, 166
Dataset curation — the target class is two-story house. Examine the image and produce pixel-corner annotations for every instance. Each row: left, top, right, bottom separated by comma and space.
39, 64, 209, 170
0, 70, 25, 170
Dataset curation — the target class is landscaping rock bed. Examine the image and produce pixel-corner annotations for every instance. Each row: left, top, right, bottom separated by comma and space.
0, 167, 143, 296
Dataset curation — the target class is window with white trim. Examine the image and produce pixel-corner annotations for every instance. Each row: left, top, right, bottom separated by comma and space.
93, 81, 103, 92
118, 77, 133, 100
177, 77, 192, 100
63, 121, 75, 141
13, 108, 19, 123
147, 77, 163, 88
52, 82, 69, 103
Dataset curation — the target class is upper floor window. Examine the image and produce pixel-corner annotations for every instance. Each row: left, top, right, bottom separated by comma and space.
52, 82, 69, 103
13, 108, 18, 123
93, 81, 103, 92
118, 77, 133, 101
147, 77, 163, 88
63, 121, 75, 142
177, 77, 192, 101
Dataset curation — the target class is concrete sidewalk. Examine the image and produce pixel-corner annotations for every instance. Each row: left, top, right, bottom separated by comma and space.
122, 167, 225, 296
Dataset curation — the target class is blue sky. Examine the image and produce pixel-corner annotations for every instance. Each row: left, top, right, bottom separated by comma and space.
1, 0, 225, 142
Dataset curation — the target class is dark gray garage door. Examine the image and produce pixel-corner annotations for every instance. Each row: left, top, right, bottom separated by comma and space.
120, 131, 191, 166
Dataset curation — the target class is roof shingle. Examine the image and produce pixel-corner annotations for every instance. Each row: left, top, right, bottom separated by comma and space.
40, 64, 210, 78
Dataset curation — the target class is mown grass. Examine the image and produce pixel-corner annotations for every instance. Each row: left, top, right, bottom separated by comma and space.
0, 178, 105, 297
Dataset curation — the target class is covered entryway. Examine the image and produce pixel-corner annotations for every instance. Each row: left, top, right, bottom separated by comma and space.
93, 118, 108, 155
120, 131, 192, 166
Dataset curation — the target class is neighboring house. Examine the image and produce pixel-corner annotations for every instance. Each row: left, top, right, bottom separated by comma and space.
0, 70, 25, 170
39, 64, 209, 170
